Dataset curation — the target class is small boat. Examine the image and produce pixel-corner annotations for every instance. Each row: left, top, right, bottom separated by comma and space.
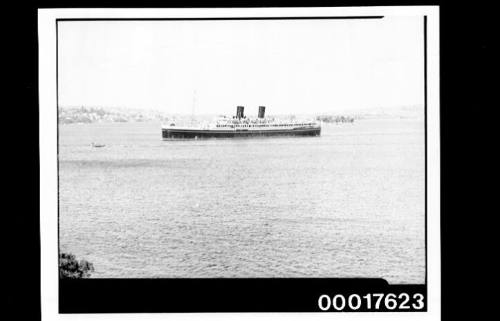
91, 142, 105, 148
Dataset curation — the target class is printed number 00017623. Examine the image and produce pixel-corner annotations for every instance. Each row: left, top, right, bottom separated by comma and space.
318, 293, 425, 311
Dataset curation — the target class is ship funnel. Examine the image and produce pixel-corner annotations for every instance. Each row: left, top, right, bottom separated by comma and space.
258, 106, 266, 118
236, 106, 245, 119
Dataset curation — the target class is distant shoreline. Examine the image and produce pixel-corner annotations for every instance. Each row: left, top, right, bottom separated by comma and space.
58, 106, 423, 125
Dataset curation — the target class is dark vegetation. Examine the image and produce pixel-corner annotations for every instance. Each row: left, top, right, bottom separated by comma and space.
59, 253, 95, 279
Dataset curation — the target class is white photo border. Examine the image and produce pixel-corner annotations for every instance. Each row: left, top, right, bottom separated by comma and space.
39, 6, 440, 321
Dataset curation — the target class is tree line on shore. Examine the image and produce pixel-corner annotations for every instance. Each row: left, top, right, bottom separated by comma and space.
316, 115, 355, 123
58, 106, 168, 124
59, 106, 359, 125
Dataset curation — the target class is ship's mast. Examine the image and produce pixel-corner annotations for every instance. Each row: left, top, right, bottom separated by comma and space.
191, 89, 197, 124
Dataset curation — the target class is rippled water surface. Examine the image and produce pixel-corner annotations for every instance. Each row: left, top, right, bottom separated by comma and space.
59, 119, 425, 283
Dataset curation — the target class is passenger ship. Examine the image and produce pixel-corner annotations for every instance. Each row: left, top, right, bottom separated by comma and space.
162, 106, 321, 139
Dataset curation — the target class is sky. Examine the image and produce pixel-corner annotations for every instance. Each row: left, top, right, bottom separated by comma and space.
58, 16, 424, 116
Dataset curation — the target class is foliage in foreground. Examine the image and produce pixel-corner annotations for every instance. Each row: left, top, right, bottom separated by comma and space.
59, 253, 95, 279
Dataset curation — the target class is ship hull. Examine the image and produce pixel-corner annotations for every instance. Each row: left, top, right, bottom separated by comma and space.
162, 127, 321, 139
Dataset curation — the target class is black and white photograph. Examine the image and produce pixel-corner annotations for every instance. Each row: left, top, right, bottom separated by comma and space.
38, 6, 440, 318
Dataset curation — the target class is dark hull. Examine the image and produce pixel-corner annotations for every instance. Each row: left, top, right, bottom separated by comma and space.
162, 127, 321, 139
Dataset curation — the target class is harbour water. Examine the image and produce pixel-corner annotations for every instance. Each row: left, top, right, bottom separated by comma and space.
59, 118, 425, 283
